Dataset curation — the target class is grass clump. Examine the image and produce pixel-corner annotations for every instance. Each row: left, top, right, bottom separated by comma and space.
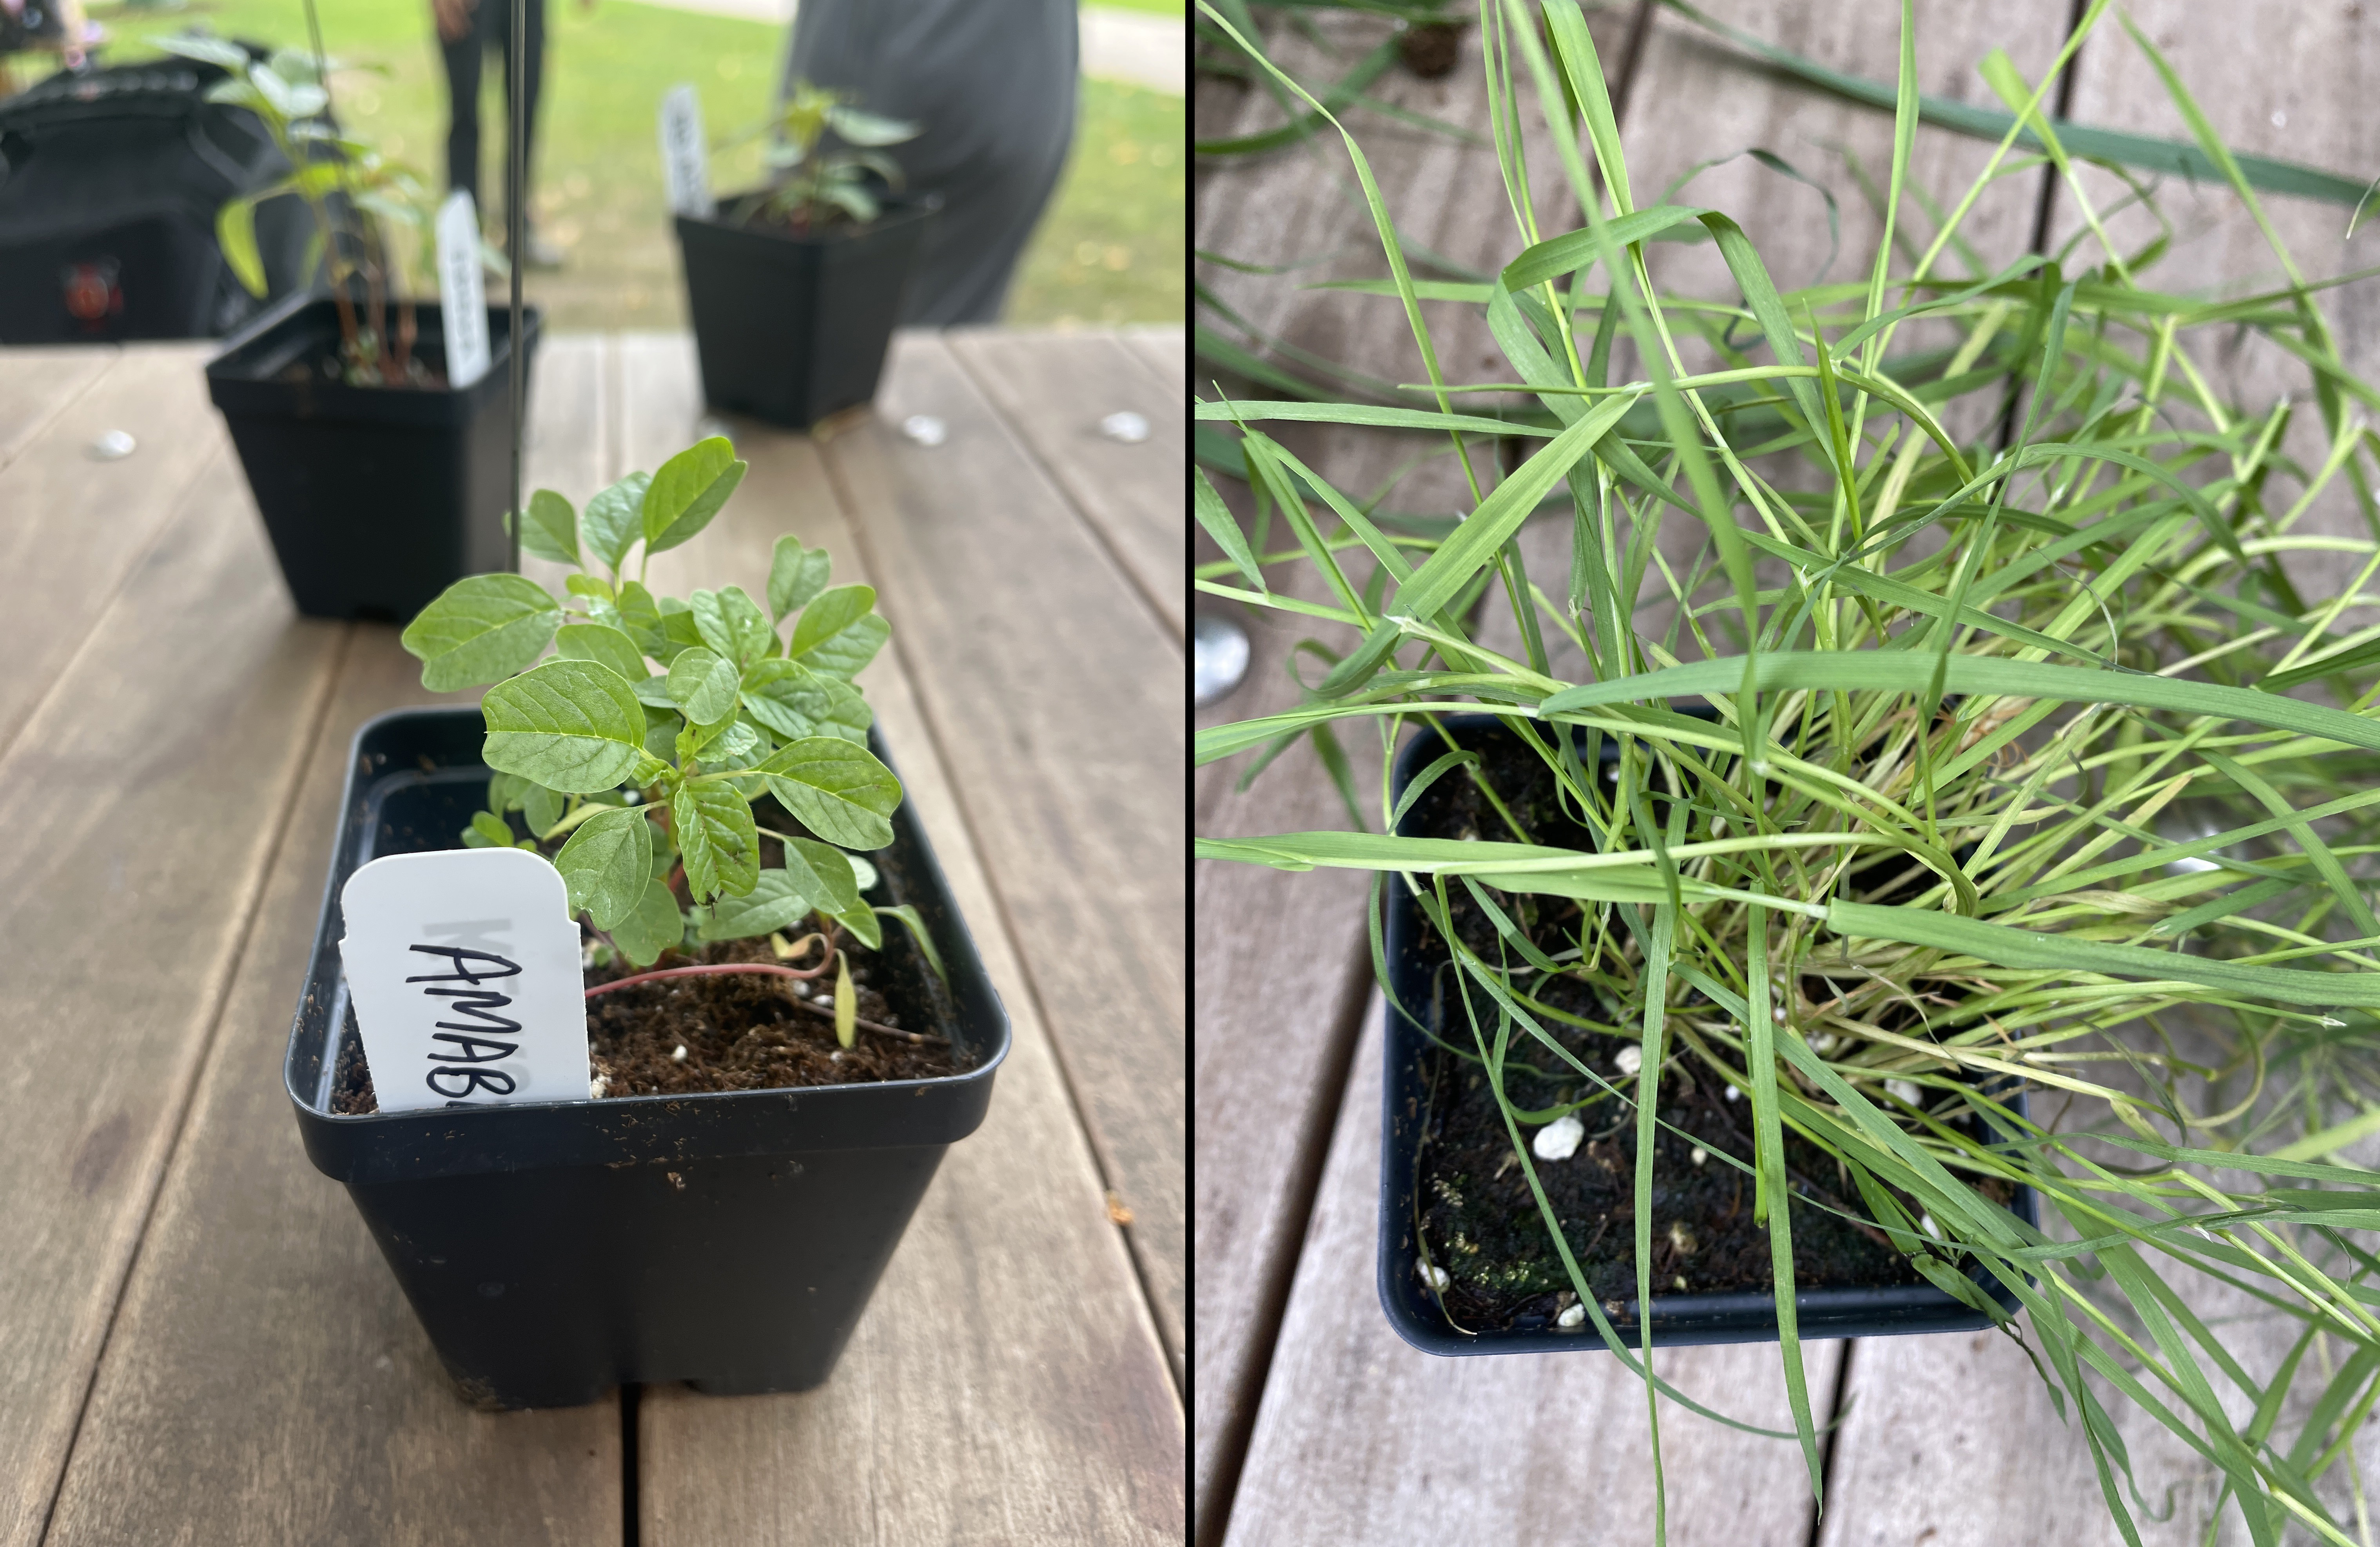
1196, 0, 2380, 1538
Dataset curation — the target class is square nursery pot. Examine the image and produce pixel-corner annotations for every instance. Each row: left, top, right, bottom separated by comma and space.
206, 292, 542, 622
1379, 713, 2037, 1355
673, 190, 940, 429
285, 706, 1009, 1409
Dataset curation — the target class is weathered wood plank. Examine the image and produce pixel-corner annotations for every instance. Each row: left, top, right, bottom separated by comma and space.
2048, 0, 2380, 601
1224, 999, 1846, 1547
1121, 325, 1187, 397
0, 440, 346, 1547
0, 344, 116, 471
1194, 6, 1625, 524
42, 627, 623, 1547
1191, 11, 1646, 1538
520, 333, 613, 596
944, 328, 1185, 636
635, 384, 1184, 1547
1816, 1321, 2219, 1547
820, 331, 1188, 1374
613, 330, 708, 477
1191, 512, 1382, 1543
0, 344, 227, 759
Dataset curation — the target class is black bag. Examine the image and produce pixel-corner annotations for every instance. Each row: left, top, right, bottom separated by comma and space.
0, 47, 313, 341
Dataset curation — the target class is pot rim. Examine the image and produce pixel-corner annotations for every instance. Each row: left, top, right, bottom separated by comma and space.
1374, 711, 2037, 1354
285, 705, 1012, 1129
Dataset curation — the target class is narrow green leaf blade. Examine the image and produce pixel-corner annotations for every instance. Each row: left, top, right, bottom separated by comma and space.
874, 903, 946, 981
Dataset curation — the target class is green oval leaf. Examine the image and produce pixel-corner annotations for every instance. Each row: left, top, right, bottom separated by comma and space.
780, 835, 860, 915
401, 573, 563, 692
693, 585, 775, 667
555, 621, 650, 683
609, 872, 685, 968
521, 489, 582, 568
657, 597, 705, 664
666, 646, 742, 726
740, 659, 871, 743
522, 782, 565, 837
829, 900, 883, 951
700, 867, 818, 941
768, 536, 833, 622
615, 580, 668, 657
672, 781, 760, 901
582, 471, 652, 573
756, 737, 902, 850
788, 585, 889, 680
643, 438, 748, 555
554, 805, 655, 930
481, 659, 648, 793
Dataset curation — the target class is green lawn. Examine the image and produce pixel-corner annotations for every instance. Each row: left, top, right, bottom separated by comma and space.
80, 0, 1180, 330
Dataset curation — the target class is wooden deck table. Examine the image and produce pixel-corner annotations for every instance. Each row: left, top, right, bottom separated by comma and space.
1195, 2, 2380, 1543
0, 327, 1185, 1546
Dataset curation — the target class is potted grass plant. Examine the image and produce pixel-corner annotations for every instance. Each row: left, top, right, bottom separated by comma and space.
672, 80, 939, 429
1197, 0, 2380, 1536
163, 33, 539, 623
285, 437, 1008, 1408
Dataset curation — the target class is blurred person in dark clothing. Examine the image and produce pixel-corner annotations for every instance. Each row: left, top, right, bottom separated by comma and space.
780, 0, 1076, 324
433, 0, 571, 268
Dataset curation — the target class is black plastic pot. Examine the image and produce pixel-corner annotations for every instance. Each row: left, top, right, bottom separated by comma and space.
673, 191, 939, 429
1377, 713, 2037, 1354
0, 45, 314, 342
285, 707, 1009, 1409
206, 292, 542, 622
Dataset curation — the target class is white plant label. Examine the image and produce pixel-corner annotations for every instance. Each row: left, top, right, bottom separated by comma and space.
659, 83, 711, 218
434, 189, 491, 389
340, 847, 589, 1112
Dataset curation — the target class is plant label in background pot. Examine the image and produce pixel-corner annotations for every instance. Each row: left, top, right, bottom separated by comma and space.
659, 84, 709, 218
434, 189, 491, 389
339, 847, 588, 1112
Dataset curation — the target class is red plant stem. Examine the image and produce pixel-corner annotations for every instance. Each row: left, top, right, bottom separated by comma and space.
582, 958, 949, 1047
584, 963, 827, 999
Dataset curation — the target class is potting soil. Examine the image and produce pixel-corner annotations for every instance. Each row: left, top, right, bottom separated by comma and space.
1402, 726, 2010, 1331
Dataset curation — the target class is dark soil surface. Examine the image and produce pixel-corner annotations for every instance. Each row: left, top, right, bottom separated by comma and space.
1398, 20, 1463, 77
1399, 721, 2010, 1331
330, 795, 966, 1113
